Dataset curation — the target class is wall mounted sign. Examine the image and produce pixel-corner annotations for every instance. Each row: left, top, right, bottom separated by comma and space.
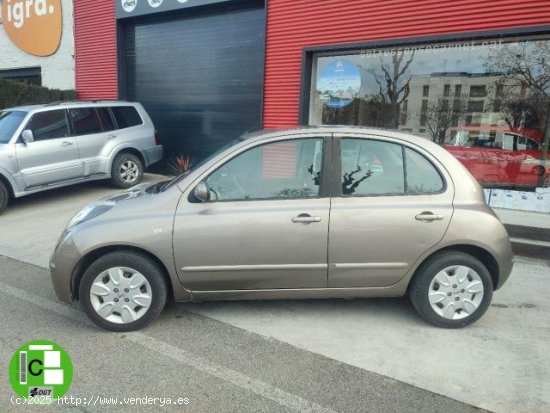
1, 0, 63, 57
316, 60, 361, 109
117, 0, 234, 19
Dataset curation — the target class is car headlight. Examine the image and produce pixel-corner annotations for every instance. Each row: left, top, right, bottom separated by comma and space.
67, 201, 115, 229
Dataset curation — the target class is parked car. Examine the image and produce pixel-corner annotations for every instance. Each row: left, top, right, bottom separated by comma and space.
0, 101, 163, 214
445, 126, 550, 188
49, 127, 513, 331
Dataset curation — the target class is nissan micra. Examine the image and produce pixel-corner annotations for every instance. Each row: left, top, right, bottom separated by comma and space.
50, 127, 513, 331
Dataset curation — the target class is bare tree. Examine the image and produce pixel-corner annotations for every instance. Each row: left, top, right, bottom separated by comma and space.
374, 51, 414, 128
487, 79, 542, 130
485, 42, 550, 186
423, 93, 468, 143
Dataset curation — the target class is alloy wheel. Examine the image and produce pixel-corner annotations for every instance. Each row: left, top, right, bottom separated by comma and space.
119, 160, 140, 184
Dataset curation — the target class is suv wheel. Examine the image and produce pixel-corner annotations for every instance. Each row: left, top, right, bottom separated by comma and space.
79, 251, 168, 332
111, 153, 143, 189
409, 251, 493, 328
0, 181, 9, 214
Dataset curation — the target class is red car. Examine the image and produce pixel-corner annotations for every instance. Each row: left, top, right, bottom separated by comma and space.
444, 126, 550, 188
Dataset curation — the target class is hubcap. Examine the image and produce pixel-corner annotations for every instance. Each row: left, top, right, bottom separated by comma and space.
428, 265, 484, 320
119, 160, 139, 184
89, 267, 152, 324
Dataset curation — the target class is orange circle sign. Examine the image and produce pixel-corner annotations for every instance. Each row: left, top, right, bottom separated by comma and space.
2, 0, 63, 57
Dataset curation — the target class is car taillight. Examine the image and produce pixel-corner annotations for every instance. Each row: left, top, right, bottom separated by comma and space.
154, 130, 161, 146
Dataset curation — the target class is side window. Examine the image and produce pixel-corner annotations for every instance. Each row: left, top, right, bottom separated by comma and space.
206, 138, 323, 201
96, 107, 116, 132
341, 139, 404, 196
405, 148, 444, 194
26, 110, 69, 141
111, 106, 143, 129
68, 108, 102, 136
517, 135, 539, 151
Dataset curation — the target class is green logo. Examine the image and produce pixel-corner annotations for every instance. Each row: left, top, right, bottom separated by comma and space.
9, 340, 73, 399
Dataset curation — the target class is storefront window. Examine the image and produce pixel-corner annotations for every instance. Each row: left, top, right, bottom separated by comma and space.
308, 36, 550, 199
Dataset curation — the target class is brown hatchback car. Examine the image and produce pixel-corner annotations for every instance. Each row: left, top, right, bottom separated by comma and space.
50, 127, 513, 331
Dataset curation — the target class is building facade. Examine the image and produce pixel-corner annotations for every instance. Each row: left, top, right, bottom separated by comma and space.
72, 0, 550, 149
0, 0, 74, 89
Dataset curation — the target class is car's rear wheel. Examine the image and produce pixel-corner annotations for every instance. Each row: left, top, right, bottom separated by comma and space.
409, 251, 493, 328
0, 181, 9, 215
79, 251, 168, 332
111, 153, 144, 189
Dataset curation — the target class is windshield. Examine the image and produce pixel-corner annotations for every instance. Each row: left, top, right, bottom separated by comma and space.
160, 138, 242, 192
0, 111, 26, 143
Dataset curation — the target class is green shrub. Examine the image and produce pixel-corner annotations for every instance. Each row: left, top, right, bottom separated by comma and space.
0, 78, 76, 110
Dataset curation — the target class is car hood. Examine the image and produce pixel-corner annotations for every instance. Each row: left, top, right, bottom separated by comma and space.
100, 182, 154, 204
97, 179, 174, 205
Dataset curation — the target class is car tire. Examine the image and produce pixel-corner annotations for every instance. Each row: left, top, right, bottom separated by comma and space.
79, 251, 168, 332
409, 251, 493, 328
111, 153, 144, 189
0, 181, 9, 215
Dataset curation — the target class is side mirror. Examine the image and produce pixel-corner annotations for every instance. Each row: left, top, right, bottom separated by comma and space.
194, 182, 210, 202
21, 129, 34, 144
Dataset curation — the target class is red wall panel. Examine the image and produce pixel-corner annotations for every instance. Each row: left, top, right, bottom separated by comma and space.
264, 0, 550, 128
74, 1, 117, 100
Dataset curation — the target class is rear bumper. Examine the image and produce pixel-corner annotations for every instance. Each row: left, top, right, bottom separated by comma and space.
493, 235, 514, 290
143, 145, 163, 167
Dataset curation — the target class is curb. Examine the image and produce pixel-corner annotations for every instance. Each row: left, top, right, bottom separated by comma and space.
505, 224, 550, 260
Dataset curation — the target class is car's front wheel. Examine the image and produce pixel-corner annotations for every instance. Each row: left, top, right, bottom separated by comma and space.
111, 153, 144, 189
79, 251, 168, 332
409, 251, 493, 328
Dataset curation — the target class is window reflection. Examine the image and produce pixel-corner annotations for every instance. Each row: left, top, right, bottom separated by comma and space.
310, 38, 550, 189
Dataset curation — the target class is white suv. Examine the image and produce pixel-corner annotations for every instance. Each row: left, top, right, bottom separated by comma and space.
0, 101, 163, 214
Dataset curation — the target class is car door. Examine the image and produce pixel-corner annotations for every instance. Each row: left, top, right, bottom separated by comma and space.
68, 107, 117, 176
173, 135, 330, 291
15, 109, 82, 188
328, 134, 454, 288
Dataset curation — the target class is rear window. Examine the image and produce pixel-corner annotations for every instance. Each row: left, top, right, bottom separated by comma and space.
405, 148, 444, 194
111, 106, 143, 129
96, 107, 116, 132
69, 108, 102, 135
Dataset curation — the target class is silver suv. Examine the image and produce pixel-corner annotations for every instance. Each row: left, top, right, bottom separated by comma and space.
0, 101, 163, 214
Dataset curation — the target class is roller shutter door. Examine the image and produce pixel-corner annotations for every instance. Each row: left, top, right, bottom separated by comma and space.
125, 2, 265, 163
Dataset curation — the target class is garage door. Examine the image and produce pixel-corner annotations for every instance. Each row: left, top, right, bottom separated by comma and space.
124, 2, 265, 167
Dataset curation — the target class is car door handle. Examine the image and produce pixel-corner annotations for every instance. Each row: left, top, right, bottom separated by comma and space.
415, 212, 444, 222
60, 141, 73, 147
292, 214, 322, 224
107, 133, 117, 139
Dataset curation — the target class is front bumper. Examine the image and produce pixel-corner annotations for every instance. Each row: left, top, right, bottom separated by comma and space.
49, 230, 82, 304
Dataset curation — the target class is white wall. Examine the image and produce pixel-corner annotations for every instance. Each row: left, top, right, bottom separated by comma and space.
0, 0, 74, 90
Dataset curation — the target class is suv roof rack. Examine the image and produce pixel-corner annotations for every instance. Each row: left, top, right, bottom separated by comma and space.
43, 100, 127, 106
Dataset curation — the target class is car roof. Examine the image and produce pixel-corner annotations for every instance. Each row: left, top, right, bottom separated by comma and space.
2, 105, 42, 112
6, 101, 138, 112
241, 126, 432, 147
